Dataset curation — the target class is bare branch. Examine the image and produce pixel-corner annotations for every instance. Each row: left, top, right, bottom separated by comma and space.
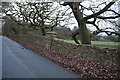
84, 1, 115, 20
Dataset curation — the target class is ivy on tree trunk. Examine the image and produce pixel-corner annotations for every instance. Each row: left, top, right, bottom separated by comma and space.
69, 2, 91, 44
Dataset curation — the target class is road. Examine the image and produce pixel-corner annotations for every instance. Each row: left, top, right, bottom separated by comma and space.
2, 36, 81, 78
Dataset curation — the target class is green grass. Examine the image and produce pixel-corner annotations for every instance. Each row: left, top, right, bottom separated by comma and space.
91, 41, 120, 46
55, 38, 120, 46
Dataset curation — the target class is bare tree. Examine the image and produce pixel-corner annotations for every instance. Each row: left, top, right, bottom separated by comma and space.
62, 0, 120, 44
2, 2, 60, 36
2, 1, 120, 43
2, 1, 73, 36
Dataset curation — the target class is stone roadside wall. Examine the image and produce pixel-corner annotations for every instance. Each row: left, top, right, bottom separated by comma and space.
10, 34, 119, 66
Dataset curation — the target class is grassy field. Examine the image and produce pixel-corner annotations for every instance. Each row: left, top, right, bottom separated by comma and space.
55, 38, 120, 46
91, 41, 120, 46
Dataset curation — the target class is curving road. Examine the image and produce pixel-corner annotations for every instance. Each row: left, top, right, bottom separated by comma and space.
2, 36, 82, 78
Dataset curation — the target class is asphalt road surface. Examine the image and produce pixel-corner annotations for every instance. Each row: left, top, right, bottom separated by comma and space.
2, 36, 81, 78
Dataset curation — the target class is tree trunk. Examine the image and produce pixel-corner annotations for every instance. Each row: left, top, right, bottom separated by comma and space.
80, 21, 91, 44
41, 28, 46, 36
70, 3, 91, 44
72, 35, 80, 44
12, 28, 17, 34
40, 19, 46, 36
